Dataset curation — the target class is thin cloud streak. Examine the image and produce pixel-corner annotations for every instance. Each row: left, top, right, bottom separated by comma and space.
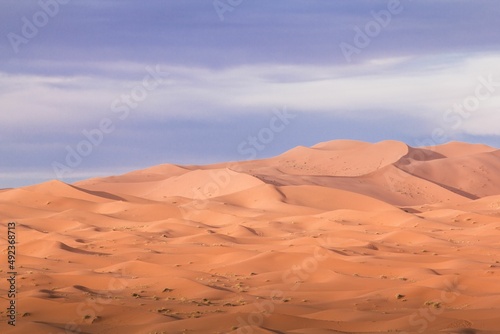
2, 54, 500, 135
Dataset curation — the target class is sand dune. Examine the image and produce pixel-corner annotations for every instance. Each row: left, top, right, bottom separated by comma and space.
265, 139, 410, 177
396, 150, 500, 200
1, 140, 500, 333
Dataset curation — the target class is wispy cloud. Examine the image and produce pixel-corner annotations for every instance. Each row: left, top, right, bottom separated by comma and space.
3, 54, 500, 132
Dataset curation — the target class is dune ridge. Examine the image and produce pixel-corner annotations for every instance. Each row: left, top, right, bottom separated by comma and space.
1, 140, 500, 333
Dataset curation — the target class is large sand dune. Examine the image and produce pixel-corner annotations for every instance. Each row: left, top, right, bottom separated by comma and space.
1, 140, 500, 333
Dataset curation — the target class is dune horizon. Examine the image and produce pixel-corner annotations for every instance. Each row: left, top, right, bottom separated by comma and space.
2, 139, 498, 192
2, 139, 500, 333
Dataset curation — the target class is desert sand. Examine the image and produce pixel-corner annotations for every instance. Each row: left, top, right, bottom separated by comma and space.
1, 140, 500, 334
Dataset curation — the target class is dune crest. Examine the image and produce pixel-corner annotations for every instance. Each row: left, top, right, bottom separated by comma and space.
2, 139, 500, 334
272, 139, 409, 177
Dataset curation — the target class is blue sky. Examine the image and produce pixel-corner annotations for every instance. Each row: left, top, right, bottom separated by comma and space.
1, 0, 500, 188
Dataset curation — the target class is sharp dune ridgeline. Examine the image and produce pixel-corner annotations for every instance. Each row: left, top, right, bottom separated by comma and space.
2, 140, 500, 333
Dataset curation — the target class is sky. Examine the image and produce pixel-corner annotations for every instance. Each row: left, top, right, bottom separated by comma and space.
1, 0, 500, 188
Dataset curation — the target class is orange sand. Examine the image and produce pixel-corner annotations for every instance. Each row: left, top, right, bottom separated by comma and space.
1, 140, 499, 333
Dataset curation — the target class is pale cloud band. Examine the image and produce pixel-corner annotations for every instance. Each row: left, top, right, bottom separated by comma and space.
2, 54, 500, 134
